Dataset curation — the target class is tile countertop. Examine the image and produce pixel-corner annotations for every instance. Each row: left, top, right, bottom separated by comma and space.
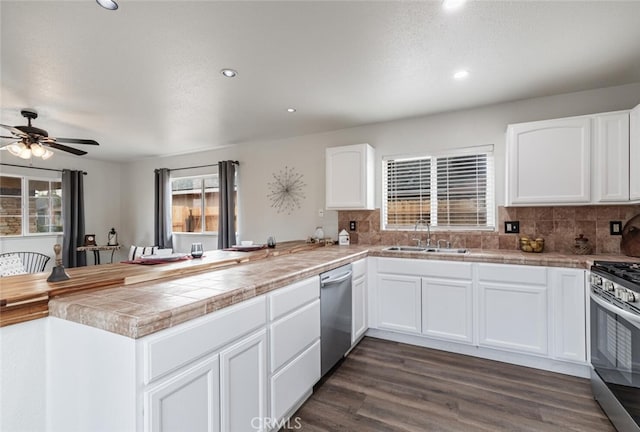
38, 246, 640, 338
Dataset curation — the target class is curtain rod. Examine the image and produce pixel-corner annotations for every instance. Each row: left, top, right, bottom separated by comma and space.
0, 162, 87, 175
163, 160, 239, 173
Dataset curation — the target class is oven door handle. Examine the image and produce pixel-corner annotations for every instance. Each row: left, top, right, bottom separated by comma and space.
590, 292, 640, 325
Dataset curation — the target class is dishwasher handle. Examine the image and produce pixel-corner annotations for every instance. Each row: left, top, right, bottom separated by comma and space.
320, 271, 352, 287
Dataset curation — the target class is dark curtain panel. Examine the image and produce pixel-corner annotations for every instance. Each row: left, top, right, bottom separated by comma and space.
62, 169, 86, 268
218, 160, 237, 249
154, 168, 173, 249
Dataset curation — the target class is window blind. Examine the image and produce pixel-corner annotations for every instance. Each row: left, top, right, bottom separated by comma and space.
383, 148, 495, 230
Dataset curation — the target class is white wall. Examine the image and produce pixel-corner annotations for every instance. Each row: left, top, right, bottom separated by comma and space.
122, 83, 640, 249
0, 153, 122, 266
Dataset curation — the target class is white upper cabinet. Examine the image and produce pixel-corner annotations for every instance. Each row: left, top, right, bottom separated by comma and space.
631, 104, 640, 201
507, 107, 638, 206
506, 116, 592, 205
593, 111, 630, 202
326, 143, 375, 210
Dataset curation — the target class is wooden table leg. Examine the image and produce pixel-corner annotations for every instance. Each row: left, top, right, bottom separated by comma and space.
93, 250, 100, 265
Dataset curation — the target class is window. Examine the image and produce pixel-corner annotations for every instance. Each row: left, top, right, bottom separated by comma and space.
0, 175, 63, 236
171, 173, 237, 233
383, 147, 494, 230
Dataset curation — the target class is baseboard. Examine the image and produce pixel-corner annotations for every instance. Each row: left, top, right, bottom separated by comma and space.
365, 328, 590, 378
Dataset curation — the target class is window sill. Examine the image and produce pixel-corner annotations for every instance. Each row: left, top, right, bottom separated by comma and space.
172, 232, 218, 236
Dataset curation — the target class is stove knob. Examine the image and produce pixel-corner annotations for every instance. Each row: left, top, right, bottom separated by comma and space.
592, 275, 603, 286
626, 291, 637, 302
604, 281, 615, 292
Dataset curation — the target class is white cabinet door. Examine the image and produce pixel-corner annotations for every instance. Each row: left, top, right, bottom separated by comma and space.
146, 355, 220, 432
270, 340, 321, 423
376, 274, 421, 334
326, 143, 374, 210
352, 274, 367, 345
506, 117, 591, 205
220, 329, 268, 432
269, 300, 320, 373
549, 268, 586, 363
631, 104, 640, 201
593, 111, 630, 202
421, 278, 473, 344
478, 282, 548, 355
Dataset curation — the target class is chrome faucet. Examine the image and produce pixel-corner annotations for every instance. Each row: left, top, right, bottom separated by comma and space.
413, 219, 431, 247
437, 239, 451, 249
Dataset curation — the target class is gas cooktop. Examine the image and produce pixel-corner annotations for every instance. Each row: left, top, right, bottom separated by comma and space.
592, 261, 640, 287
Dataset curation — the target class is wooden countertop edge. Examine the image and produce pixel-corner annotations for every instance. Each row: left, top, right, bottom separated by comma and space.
0, 241, 324, 326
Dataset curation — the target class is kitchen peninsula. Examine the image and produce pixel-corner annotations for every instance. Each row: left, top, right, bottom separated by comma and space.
2, 244, 637, 432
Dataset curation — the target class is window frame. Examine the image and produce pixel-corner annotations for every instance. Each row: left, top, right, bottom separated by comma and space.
170, 171, 238, 235
382, 145, 495, 232
0, 174, 63, 237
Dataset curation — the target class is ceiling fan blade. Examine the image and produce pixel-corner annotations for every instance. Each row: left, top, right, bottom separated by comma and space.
0, 124, 28, 138
54, 137, 99, 146
1, 135, 18, 140
46, 142, 88, 156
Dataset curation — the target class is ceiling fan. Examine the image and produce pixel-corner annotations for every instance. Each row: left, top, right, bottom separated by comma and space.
0, 109, 99, 160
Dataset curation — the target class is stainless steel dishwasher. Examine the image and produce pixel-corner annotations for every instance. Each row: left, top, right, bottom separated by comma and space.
320, 264, 353, 377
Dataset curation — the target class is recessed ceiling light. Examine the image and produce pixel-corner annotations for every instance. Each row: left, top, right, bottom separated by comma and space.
453, 69, 469, 80
220, 69, 238, 78
442, 0, 466, 11
286, 108, 296, 113
96, 0, 118, 10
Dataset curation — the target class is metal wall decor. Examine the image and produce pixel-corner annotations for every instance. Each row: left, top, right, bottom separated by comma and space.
267, 166, 306, 214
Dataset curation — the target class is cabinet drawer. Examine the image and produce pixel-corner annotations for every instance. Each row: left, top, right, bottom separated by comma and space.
352, 258, 367, 279
377, 258, 472, 279
142, 296, 266, 384
270, 340, 321, 422
478, 263, 547, 285
269, 276, 319, 321
270, 300, 320, 373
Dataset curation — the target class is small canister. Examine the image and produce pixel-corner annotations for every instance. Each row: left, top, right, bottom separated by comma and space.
573, 234, 592, 255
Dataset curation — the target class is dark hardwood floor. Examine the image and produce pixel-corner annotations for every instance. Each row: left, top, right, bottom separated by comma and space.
289, 337, 614, 432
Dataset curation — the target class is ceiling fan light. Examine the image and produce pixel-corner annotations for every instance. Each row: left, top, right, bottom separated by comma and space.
41, 149, 54, 160
18, 147, 32, 159
6, 142, 25, 157
96, 0, 118, 10
30, 143, 45, 157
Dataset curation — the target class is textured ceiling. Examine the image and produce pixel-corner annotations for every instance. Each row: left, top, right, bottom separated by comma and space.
1, 1, 640, 161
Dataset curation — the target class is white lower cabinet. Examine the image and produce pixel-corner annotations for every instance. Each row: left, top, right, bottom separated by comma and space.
478, 264, 548, 355
422, 277, 473, 344
371, 258, 588, 375
352, 258, 368, 345
270, 340, 321, 422
220, 329, 268, 432
267, 276, 321, 429
549, 268, 586, 362
145, 355, 220, 432
376, 274, 422, 334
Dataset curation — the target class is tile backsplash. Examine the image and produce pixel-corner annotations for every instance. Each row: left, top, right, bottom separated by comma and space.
338, 204, 640, 255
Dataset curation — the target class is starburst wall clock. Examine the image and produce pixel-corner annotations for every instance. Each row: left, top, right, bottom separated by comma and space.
267, 166, 306, 214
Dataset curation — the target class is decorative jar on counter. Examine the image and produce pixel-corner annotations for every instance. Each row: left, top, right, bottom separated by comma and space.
573, 234, 592, 255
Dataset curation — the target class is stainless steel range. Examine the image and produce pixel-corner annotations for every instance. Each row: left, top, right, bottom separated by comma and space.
590, 261, 640, 432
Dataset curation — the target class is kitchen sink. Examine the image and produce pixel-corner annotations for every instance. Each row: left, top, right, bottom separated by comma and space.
383, 246, 428, 252
383, 246, 468, 254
